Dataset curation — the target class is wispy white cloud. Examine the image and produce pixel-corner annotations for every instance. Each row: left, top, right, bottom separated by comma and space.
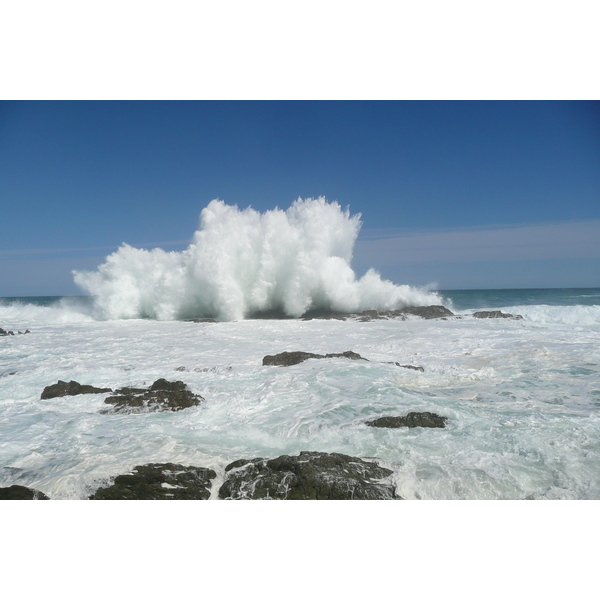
355, 219, 600, 266
0, 240, 191, 258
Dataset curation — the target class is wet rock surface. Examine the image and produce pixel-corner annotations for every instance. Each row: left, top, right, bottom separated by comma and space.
366, 412, 448, 429
0, 485, 49, 500
301, 305, 454, 321
472, 310, 523, 319
41, 380, 113, 399
389, 363, 425, 371
185, 318, 218, 323
263, 350, 367, 366
89, 463, 217, 499
100, 378, 204, 414
219, 451, 399, 499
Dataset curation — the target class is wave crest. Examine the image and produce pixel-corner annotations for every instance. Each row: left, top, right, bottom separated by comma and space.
74, 197, 440, 321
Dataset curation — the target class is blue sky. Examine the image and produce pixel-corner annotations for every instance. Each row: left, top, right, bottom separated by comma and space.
1, 100, 599, 296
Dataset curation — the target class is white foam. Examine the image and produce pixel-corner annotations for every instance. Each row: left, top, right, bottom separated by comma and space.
0, 297, 95, 326
74, 198, 441, 321
500, 305, 600, 326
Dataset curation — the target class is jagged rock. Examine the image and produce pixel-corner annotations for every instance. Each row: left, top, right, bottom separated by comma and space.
219, 451, 399, 500
263, 350, 367, 366
388, 305, 454, 320
366, 412, 448, 429
473, 310, 523, 319
388, 363, 425, 372
0, 485, 49, 500
89, 463, 216, 499
301, 306, 453, 321
100, 378, 203, 414
41, 380, 113, 399
0, 328, 30, 336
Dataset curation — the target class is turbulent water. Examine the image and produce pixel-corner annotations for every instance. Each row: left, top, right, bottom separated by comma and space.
1, 287, 599, 499
1, 200, 599, 499
73, 198, 441, 321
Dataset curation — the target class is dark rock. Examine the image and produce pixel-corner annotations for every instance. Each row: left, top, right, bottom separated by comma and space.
366, 412, 448, 429
301, 306, 453, 321
41, 380, 113, 400
219, 451, 398, 500
1, 327, 15, 336
0, 485, 49, 500
100, 379, 203, 414
388, 305, 455, 320
263, 350, 368, 366
89, 463, 217, 499
473, 310, 523, 320
387, 363, 425, 371
185, 318, 218, 323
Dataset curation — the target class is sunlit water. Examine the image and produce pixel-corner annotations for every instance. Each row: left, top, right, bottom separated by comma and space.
1, 289, 599, 499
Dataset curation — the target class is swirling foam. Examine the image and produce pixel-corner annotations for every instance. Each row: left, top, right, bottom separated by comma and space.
74, 197, 440, 321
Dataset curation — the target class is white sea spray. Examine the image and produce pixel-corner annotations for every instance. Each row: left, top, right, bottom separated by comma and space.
73, 197, 441, 321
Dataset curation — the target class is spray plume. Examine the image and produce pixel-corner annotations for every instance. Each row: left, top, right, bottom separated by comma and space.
74, 197, 440, 320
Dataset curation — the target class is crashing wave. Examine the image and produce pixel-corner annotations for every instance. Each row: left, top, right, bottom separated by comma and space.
74, 197, 441, 321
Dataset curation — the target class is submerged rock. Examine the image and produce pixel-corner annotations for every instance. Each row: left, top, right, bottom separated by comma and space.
366, 412, 448, 429
219, 451, 399, 500
100, 378, 203, 414
472, 310, 523, 319
89, 463, 217, 500
185, 318, 218, 323
0, 328, 30, 336
0, 485, 50, 500
41, 380, 113, 399
390, 363, 425, 372
263, 350, 367, 366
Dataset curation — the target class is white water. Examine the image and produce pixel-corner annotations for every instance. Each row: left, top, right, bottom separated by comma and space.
1, 314, 599, 499
496, 304, 600, 326
73, 198, 441, 321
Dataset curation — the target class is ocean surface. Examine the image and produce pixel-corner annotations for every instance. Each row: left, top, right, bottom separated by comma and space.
1, 287, 599, 499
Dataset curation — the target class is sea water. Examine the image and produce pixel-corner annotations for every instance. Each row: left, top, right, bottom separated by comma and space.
1, 199, 599, 499
1, 288, 599, 499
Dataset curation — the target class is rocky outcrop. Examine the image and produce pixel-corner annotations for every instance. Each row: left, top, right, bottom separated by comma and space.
472, 311, 523, 319
391, 305, 454, 320
100, 378, 203, 414
41, 380, 112, 399
89, 463, 217, 499
1, 328, 30, 336
366, 412, 448, 429
219, 451, 399, 500
0, 485, 49, 500
301, 305, 454, 321
263, 350, 367, 366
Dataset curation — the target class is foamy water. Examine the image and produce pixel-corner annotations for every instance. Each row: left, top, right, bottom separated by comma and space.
1, 310, 599, 499
1, 198, 599, 499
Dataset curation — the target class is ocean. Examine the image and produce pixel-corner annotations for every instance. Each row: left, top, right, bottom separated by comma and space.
1, 287, 599, 499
